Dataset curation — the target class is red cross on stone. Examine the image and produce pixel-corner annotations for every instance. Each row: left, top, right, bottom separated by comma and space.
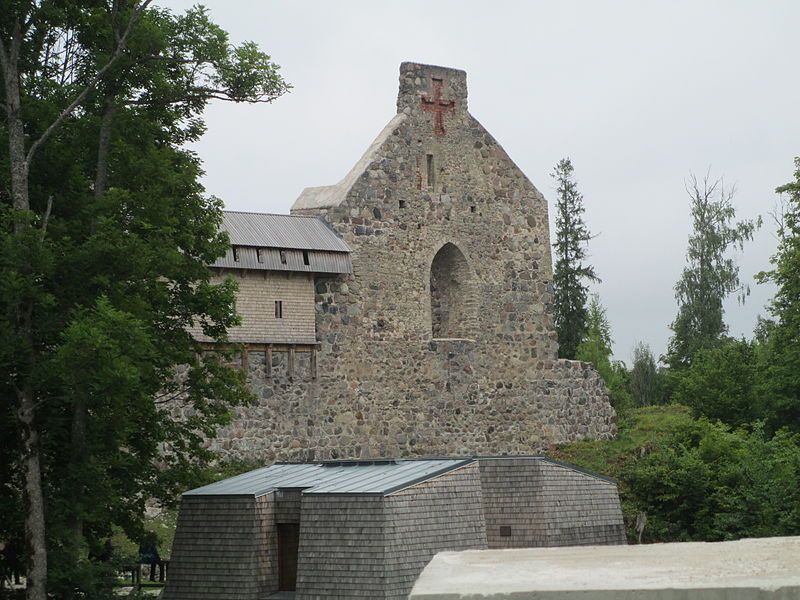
420, 78, 455, 136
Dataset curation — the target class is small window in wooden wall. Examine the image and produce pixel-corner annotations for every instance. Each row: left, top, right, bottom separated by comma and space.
500, 526, 512, 537
302, 250, 310, 266
232, 247, 240, 262
256, 248, 264, 263
275, 300, 283, 319
279, 250, 287, 265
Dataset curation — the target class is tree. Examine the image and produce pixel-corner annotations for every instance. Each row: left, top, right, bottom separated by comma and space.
576, 294, 631, 410
0, 3, 289, 597
551, 157, 599, 359
576, 295, 612, 372
554, 405, 800, 543
672, 338, 759, 428
630, 342, 658, 407
756, 158, 800, 433
665, 172, 759, 369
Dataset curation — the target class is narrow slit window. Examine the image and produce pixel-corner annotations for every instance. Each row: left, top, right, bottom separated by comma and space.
399, 199, 406, 209
279, 250, 287, 265
470, 205, 476, 213
275, 300, 283, 319
426, 154, 434, 189
302, 250, 310, 266
232, 247, 240, 262
256, 248, 264, 263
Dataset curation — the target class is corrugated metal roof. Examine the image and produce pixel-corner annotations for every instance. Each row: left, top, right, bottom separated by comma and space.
221, 211, 350, 253
184, 459, 473, 497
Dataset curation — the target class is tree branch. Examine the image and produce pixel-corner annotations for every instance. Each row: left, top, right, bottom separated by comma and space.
25, 0, 154, 166
38, 195, 53, 242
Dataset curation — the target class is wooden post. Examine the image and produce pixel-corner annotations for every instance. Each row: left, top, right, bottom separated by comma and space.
311, 347, 317, 380
241, 345, 249, 371
288, 346, 295, 379
266, 345, 272, 377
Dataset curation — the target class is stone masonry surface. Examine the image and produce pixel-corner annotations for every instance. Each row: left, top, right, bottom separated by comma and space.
187, 62, 617, 461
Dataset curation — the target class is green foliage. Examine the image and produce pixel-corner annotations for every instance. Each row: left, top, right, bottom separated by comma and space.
553, 406, 800, 543
576, 295, 631, 411
576, 295, 612, 367
551, 157, 599, 359
0, 2, 288, 597
666, 173, 759, 369
626, 421, 800, 541
672, 338, 760, 428
630, 342, 659, 406
755, 157, 800, 433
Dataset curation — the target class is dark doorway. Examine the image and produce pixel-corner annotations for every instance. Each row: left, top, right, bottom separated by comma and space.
277, 523, 300, 591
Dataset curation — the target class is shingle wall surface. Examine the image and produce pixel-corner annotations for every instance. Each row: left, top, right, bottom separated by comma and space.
274, 489, 302, 523
384, 463, 488, 600
533, 460, 626, 546
479, 458, 626, 549
295, 495, 385, 599
254, 493, 279, 595
163, 494, 277, 600
189, 270, 315, 344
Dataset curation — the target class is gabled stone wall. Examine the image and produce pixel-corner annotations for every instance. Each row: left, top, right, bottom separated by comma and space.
199, 62, 616, 462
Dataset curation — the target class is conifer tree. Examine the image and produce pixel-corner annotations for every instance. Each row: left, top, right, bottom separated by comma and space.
630, 342, 658, 406
576, 294, 632, 410
576, 294, 613, 372
551, 157, 599, 359
665, 172, 759, 369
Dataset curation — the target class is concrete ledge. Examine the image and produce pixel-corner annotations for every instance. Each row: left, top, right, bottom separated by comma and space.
409, 537, 800, 599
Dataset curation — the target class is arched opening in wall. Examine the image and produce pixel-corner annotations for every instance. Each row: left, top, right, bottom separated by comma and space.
430, 243, 476, 339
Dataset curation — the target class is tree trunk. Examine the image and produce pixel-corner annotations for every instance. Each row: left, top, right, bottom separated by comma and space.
18, 385, 48, 600
2, 25, 49, 600
94, 94, 117, 199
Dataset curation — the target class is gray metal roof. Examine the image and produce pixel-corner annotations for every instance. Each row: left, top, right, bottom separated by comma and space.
221, 211, 350, 253
184, 459, 473, 497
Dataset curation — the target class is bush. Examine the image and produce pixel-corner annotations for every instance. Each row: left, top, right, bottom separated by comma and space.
552, 406, 800, 542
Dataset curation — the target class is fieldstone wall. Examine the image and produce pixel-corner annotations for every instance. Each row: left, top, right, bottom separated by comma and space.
200, 62, 616, 462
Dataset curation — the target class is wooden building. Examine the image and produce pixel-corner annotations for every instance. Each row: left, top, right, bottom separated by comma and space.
189, 211, 352, 371
163, 457, 625, 600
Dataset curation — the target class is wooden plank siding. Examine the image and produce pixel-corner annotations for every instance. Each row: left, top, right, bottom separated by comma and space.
295, 495, 386, 599
162, 494, 278, 600
189, 271, 316, 345
479, 458, 626, 549
383, 462, 488, 600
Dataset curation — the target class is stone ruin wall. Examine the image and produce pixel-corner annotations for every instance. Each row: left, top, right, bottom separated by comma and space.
195, 62, 616, 462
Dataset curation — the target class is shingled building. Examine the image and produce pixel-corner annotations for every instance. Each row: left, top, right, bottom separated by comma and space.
181, 61, 618, 460
163, 457, 626, 600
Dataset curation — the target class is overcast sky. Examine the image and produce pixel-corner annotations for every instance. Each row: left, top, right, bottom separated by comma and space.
162, 0, 799, 362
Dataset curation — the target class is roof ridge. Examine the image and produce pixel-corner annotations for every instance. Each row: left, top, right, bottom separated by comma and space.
223, 210, 320, 219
